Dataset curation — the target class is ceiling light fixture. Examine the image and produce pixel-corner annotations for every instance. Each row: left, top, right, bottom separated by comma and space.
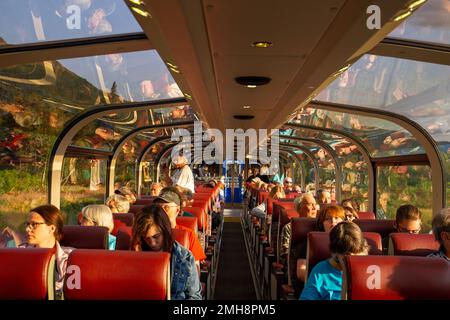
243, 105, 251, 109
252, 41, 273, 48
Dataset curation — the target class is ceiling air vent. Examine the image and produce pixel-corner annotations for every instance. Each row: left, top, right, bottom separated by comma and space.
233, 115, 255, 120
235, 76, 271, 87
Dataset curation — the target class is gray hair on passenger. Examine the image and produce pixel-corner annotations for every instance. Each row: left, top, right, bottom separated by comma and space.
82, 204, 114, 233
106, 194, 130, 213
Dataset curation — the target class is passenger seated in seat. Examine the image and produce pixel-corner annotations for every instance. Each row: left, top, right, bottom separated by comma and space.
428, 208, 450, 263
106, 194, 130, 213
343, 206, 359, 222
341, 198, 361, 213
150, 182, 163, 196
280, 193, 317, 260
2, 205, 73, 299
154, 187, 206, 263
316, 189, 331, 207
394, 204, 422, 234
300, 221, 369, 300
80, 204, 116, 250
132, 204, 202, 300
115, 186, 137, 204
250, 185, 285, 234
295, 205, 346, 287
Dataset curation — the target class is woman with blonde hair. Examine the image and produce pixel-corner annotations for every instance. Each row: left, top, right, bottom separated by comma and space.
269, 185, 285, 200
81, 204, 116, 250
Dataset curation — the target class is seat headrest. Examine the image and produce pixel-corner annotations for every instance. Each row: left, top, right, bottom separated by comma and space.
64, 250, 170, 300
290, 218, 317, 246
60, 226, 109, 249
0, 248, 55, 300
342, 255, 450, 300
389, 233, 440, 256
173, 228, 190, 249
176, 216, 198, 234
115, 226, 132, 250
354, 219, 396, 239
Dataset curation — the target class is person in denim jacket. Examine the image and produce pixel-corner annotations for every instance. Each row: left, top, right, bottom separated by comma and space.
132, 204, 202, 300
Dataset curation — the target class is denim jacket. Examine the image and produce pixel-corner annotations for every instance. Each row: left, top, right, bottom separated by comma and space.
170, 241, 202, 300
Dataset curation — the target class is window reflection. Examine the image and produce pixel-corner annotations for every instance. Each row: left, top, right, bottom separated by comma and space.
389, 0, 450, 45
0, 0, 142, 47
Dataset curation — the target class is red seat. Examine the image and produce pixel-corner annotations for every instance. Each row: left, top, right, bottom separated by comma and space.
357, 212, 376, 220
0, 248, 55, 300
354, 219, 396, 239
183, 206, 207, 232
113, 213, 134, 226
280, 208, 299, 228
259, 191, 269, 204
341, 255, 450, 300
173, 228, 190, 249
116, 226, 132, 250
176, 216, 198, 234
60, 226, 109, 249
306, 231, 382, 278
64, 250, 171, 300
129, 205, 146, 214
134, 198, 155, 205
389, 233, 440, 256
285, 193, 300, 199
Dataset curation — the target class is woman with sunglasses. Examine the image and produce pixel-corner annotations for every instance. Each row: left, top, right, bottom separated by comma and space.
131, 204, 202, 300
2, 205, 73, 298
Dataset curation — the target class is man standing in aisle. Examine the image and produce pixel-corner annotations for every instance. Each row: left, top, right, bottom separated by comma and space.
166, 155, 195, 194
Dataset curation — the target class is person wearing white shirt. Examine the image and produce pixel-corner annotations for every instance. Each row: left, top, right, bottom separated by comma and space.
169, 155, 195, 194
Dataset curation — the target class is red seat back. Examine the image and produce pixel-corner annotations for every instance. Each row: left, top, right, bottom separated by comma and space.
357, 212, 376, 220
116, 226, 133, 250
173, 228, 190, 249
183, 206, 207, 231
64, 250, 171, 300
389, 233, 440, 256
354, 219, 396, 239
0, 248, 55, 300
267, 197, 274, 216
113, 213, 134, 226
134, 198, 155, 205
176, 216, 198, 234
291, 218, 317, 248
60, 226, 108, 249
306, 231, 382, 277
129, 205, 146, 214
285, 192, 300, 199
280, 207, 299, 228
272, 199, 294, 221
342, 256, 450, 300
